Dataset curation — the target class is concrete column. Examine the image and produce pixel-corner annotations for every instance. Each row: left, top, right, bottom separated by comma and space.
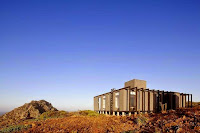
122, 112, 125, 116
134, 112, 137, 116
105, 111, 107, 115
117, 112, 119, 116
188, 94, 190, 108
162, 91, 165, 104
171, 93, 173, 109
143, 89, 145, 112
128, 88, 130, 111
102, 111, 104, 114
148, 89, 150, 113
142, 88, 144, 112
165, 103, 167, 111
136, 87, 138, 111
191, 94, 193, 108
181, 94, 183, 107
185, 94, 186, 108
157, 90, 160, 112
129, 112, 131, 116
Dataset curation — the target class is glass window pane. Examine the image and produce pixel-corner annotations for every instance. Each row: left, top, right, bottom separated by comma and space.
115, 92, 119, 109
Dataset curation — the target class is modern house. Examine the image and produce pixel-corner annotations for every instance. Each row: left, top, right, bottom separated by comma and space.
94, 79, 192, 116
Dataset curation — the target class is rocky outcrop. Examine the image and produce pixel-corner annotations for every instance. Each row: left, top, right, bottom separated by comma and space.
2, 100, 58, 120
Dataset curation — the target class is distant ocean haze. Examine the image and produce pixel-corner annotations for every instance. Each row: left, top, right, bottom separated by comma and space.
0, 112, 6, 116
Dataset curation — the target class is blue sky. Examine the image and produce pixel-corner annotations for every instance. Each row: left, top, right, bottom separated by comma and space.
0, 0, 200, 112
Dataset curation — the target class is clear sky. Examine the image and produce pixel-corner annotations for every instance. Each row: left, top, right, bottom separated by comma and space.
0, 0, 200, 112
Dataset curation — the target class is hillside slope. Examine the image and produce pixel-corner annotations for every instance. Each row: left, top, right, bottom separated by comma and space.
0, 100, 57, 128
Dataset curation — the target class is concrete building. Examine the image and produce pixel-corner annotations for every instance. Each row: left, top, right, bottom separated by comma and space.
94, 79, 192, 116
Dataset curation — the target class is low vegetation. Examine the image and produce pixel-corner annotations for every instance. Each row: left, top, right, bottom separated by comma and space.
192, 102, 200, 107
0, 124, 31, 133
38, 110, 70, 120
78, 110, 100, 116
1, 108, 200, 133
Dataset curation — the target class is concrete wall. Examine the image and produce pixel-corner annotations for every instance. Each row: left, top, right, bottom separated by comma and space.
113, 91, 117, 111
105, 93, 110, 111
124, 79, 146, 89
94, 93, 112, 112
180, 94, 187, 108
150, 91, 154, 111
174, 93, 180, 108
180, 94, 182, 108
127, 89, 130, 111
119, 89, 127, 111
137, 90, 143, 111
100, 95, 103, 111
94, 96, 102, 111
183, 95, 186, 107
145, 91, 149, 112
94, 97, 98, 111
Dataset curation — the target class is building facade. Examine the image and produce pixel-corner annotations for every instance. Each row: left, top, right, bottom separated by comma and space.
94, 79, 192, 116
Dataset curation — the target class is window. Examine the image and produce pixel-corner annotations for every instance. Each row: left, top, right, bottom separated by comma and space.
130, 91, 136, 95
115, 92, 119, 109
130, 91, 136, 108
98, 97, 101, 110
103, 96, 106, 110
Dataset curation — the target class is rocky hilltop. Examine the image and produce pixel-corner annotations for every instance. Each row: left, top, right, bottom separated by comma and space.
1, 100, 57, 121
